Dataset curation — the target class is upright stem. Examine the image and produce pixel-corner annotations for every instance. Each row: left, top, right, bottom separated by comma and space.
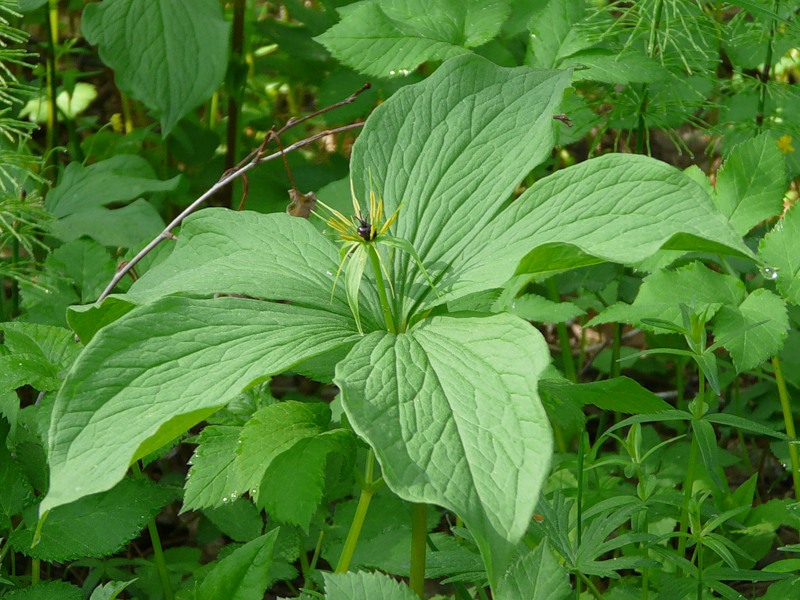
222, 0, 247, 208
409, 504, 427, 598
756, 0, 779, 131
132, 464, 173, 600
31, 558, 40, 585
44, 0, 59, 174
772, 356, 800, 501
677, 375, 704, 562
546, 279, 576, 381
336, 450, 377, 573
369, 246, 396, 335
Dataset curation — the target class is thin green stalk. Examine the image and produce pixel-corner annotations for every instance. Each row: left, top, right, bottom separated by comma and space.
31, 558, 40, 585
677, 376, 704, 562
132, 463, 173, 600
299, 532, 311, 589
756, 0, 779, 132
336, 450, 377, 573
576, 571, 604, 600
44, 0, 58, 174
120, 93, 134, 133
546, 279, 576, 381
369, 246, 396, 334
610, 323, 622, 379
772, 356, 800, 500
10, 237, 19, 316
222, 0, 247, 208
409, 504, 427, 598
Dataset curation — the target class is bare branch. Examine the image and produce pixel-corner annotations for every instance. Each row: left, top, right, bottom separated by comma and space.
98, 121, 364, 301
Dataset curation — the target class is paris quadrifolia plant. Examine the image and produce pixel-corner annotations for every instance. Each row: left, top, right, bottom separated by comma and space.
315, 174, 438, 335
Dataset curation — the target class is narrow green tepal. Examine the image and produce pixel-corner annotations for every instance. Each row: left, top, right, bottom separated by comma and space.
335, 314, 552, 586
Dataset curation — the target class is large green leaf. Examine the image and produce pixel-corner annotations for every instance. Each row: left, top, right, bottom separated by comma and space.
759, 204, 800, 305
41, 297, 360, 513
3, 582, 82, 600
197, 530, 279, 600
714, 133, 786, 235
712, 289, 789, 371
82, 0, 230, 135
495, 540, 572, 600
336, 313, 551, 584
349, 54, 572, 322
10, 478, 174, 561
588, 262, 745, 329
323, 571, 419, 600
128, 210, 374, 325
316, 0, 511, 78
435, 155, 752, 309
45, 155, 180, 218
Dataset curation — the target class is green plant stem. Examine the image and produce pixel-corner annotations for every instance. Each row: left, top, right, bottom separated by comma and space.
336, 450, 376, 573
10, 237, 19, 316
756, 0, 779, 131
610, 322, 622, 379
44, 0, 59, 174
222, 0, 247, 208
772, 356, 800, 501
131, 463, 173, 600
547, 279, 576, 381
577, 571, 604, 600
410, 504, 427, 598
120, 93, 134, 133
369, 246, 396, 334
677, 376, 704, 562
31, 558, 40, 586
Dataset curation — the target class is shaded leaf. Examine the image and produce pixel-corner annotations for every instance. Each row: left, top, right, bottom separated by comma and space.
323, 570, 418, 600
197, 530, 279, 600
759, 204, 800, 305
496, 540, 571, 600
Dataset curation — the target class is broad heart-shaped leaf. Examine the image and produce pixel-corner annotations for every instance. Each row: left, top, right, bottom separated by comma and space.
588, 262, 745, 330
349, 54, 572, 323
10, 477, 175, 561
197, 530, 279, 600
759, 204, 800, 305
316, 0, 511, 78
712, 289, 789, 371
714, 133, 786, 235
82, 0, 229, 135
434, 155, 753, 309
323, 571, 419, 600
336, 313, 552, 586
495, 540, 571, 600
41, 297, 360, 513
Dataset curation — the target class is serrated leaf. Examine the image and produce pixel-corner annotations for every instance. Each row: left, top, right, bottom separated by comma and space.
509, 294, 585, 323
563, 49, 672, 84
42, 298, 360, 513
46, 239, 117, 303
3, 581, 82, 600
0, 322, 81, 378
323, 570, 419, 600
203, 499, 263, 543
495, 540, 571, 600
197, 530, 279, 600
336, 313, 551, 584
588, 262, 745, 329
759, 204, 800, 305
256, 429, 352, 531
82, 0, 230, 135
539, 377, 672, 414
316, 0, 510, 78
183, 425, 242, 512
45, 155, 180, 218
715, 133, 786, 235
10, 478, 175, 561
0, 419, 33, 525
88, 580, 135, 600
713, 289, 788, 371
526, 0, 588, 68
